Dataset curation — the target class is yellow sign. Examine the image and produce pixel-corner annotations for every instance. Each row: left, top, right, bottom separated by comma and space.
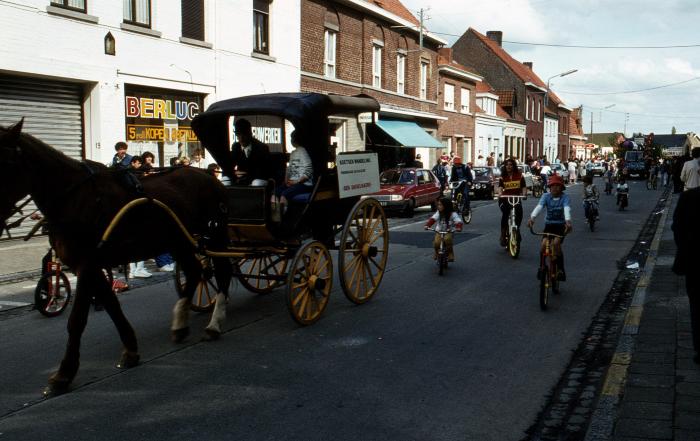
126, 124, 198, 142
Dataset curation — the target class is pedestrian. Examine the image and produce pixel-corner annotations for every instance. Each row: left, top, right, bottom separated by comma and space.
680, 147, 700, 191
673, 153, 689, 193
660, 158, 670, 187
432, 159, 448, 192
413, 153, 423, 168
190, 147, 210, 169
568, 160, 577, 184
497, 153, 504, 167
487, 152, 495, 166
111, 141, 132, 169
672, 185, 700, 365
141, 151, 156, 173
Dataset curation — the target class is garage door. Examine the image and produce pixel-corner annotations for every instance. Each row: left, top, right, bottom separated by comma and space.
0, 74, 84, 240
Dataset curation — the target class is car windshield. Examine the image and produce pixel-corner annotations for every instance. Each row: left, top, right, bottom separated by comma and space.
472, 167, 491, 177
625, 151, 643, 162
380, 169, 415, 185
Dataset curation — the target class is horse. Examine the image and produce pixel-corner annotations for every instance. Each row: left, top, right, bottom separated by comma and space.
0, 120, 233, 396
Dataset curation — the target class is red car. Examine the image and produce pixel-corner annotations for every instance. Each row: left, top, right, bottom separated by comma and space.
366, 168, 442, 216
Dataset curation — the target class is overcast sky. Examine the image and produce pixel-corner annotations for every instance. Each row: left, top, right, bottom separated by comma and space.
400, 0, 700, 137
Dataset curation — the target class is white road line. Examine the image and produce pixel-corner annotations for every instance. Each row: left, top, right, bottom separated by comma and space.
0, 300, 32, 308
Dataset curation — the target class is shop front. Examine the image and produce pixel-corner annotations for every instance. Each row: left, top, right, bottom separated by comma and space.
124, 85, 206, 167
366, 118, 443, 171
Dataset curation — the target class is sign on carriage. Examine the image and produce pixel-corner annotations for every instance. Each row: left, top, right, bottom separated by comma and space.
336, 152, 380, 199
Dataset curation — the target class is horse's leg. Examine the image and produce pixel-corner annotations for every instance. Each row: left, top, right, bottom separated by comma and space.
96, 269, 140, 369
171, 252, 198, 343
45, 265, 96, 396
203, 256, 233, 341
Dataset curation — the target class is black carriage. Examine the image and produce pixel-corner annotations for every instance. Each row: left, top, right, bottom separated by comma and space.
175, 92, 389, 325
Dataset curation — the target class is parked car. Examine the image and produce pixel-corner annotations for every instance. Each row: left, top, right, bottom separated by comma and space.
518, 164, 534, 191
587, 161, 605, 176
470, 166, 500, 200
549, 163, 569, 182
366, 167, 442, 216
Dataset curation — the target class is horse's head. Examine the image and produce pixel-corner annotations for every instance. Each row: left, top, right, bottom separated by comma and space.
0, 120, 31, 230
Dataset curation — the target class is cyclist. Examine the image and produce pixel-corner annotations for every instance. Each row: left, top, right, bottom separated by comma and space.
582, 175, 600, 221
424, 196, 463, 262
527, 174, 572, 281
450, 156, 473, 212
498, 158, 527, 246
617, 173, 630, 208
647, 162, 658, 188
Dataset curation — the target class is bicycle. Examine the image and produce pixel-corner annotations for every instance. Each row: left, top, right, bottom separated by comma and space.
499, 195, 526, 258
530, 226, 565, 311
646, 173, 657, 190
583, 200, 598, 232
427, 228, 454, 276
450, 181, 472, 224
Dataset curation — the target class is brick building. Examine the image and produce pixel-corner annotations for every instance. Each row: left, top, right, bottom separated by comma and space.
547, 92, 573, 162
435, 48, 482, 165
451, 29, 550, 160
495, 89, 526, 163
300, 0, 448, 170
570, 106, 588, 159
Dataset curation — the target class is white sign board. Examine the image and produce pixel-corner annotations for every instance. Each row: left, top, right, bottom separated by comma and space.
357, 112, 375, 124
337, 152, 380, 199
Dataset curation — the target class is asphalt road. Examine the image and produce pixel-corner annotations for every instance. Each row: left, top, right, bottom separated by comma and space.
0, 179, 664, 441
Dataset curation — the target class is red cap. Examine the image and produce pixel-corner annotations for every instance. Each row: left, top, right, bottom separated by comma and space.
547, 174, 565, 188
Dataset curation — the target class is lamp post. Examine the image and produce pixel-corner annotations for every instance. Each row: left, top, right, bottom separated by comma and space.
545, 69, 578, 106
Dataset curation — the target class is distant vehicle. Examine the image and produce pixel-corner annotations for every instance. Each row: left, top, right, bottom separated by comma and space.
549, 163, 569, 182
367, 168, 441, 216
624, 150, 647, 179
518, 164, 534, 190
587, 161, 605, 176
470, 166, 500, 200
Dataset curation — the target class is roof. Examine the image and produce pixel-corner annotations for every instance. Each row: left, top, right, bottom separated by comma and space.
496, 103, 510, 119
476, 81, 495, 94
468, 28, 548, 89
368, 0, 419, 25
495, 90, 515, 107
652, 134, 687, 147
437, 55, 482, 79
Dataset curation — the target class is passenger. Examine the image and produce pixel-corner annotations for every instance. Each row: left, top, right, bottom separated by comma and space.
276, 130, 313, 213
231, 118, 271, 185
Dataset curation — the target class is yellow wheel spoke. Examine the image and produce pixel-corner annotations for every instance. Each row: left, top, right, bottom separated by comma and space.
297, 289, 309, 317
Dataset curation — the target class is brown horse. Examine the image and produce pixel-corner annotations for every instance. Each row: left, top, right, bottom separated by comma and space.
0, 120, 232, 396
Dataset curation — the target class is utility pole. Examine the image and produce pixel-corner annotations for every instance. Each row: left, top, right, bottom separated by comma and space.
623, 113, 629, 137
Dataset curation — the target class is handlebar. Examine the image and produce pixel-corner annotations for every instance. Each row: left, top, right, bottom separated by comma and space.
499, 195, 527, 206
529, 225, 564, 238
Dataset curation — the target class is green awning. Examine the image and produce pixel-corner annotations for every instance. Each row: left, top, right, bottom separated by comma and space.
374, 120, 443, 148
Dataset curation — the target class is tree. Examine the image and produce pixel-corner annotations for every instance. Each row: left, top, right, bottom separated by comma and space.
672, 126, 677, 135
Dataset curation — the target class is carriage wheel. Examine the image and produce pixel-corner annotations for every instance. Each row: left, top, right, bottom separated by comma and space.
237, 255, 288, 295
338, 198, 389, 304
286, 240, 333, 326
174, 255, 217, 312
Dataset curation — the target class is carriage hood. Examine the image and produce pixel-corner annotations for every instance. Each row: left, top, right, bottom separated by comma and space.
191, 93, 380, 175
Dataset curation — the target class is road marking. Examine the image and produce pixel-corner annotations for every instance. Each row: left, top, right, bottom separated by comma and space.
601, 363, 629, 396
0, 300, 32, 309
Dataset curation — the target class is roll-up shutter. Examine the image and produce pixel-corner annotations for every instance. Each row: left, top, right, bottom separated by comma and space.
0, 74, 84, 240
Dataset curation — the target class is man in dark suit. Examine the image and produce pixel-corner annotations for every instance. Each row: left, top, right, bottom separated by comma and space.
673, 186, 700, 364
231, 118, 270, 185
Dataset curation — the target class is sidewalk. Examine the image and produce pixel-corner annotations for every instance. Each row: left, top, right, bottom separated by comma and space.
0, 236, 49, 283
587, 193, 700, 440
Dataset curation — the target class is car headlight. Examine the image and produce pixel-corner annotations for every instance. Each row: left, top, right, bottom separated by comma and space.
389, 194, 403, 201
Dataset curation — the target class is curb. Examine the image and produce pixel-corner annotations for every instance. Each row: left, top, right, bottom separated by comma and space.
584, 190, 673, 440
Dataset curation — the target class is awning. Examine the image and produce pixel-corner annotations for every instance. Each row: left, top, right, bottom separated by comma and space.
373, 120, 443, 148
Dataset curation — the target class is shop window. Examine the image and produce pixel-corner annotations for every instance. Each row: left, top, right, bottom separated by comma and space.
444, 83, 454, 111
372, 44, 382, 88
51, 0, 86, 12
124, 0, 151, 27
324, 29, 336, 78
182, 0, 204, 41
396, 53, 405, 94
253, 0, 270, 55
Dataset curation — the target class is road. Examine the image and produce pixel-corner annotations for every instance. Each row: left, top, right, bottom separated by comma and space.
0, 179, 664, 441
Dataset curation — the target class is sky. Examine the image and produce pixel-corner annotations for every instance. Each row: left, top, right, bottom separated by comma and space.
400, 0, 700, 137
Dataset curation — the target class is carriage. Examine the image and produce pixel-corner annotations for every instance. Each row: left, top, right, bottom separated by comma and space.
169, 92, 390, 325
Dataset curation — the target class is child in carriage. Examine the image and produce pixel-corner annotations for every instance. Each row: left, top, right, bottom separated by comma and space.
424, 197, 463, 262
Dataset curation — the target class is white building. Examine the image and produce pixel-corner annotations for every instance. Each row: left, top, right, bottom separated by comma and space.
0, 0, 300, 166
474, 83, 505, 163
543, 113, 558, 163
503, 120, 526, 163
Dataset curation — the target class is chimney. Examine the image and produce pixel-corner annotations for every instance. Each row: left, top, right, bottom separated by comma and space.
523, 62, 533, 70
486, 31, 503, 47
438, 47, 453, 61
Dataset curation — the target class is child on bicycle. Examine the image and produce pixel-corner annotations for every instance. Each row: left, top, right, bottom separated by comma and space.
424, 196, 463, 262
497, 158, 527, 246
616, 173, 630, 207
527, 174, 572, 281
582, 175, 599, 221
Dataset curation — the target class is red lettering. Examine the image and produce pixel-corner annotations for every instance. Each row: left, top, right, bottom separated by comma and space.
126, 96, 139, 118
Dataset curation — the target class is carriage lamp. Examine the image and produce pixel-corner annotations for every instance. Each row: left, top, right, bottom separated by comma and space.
104, 32, 115, 56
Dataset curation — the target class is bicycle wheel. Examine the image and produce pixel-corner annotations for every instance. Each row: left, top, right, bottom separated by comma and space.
438, 250, 447, 276
539, 261, 549, 311
462, 207, 472, 224
508, 227, 520, 258
646, 180, 652, 190
552, 260, 560, 295
35, 272, 71, 317
588, 210, 596, 232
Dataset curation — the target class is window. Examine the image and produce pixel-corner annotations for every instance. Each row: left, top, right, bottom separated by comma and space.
537, 99, 541, 122
526, 97, 530, 120
253, 0, 270, 54
324, 29, 336, 78
372, 44, 382, 88
182, 0, 204, 41
420, 61, 429, 100
444, 84, 454, 111
396, 54, 405, 94
124, 0, 151, 27
460, 88, 470, 113
51, 0, 86, 12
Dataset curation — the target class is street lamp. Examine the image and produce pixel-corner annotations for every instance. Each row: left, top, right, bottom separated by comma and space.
545, 69, 578, 106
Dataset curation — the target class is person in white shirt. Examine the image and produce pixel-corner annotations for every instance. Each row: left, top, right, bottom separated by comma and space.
680, 147, 700, 191
189, 147, 210, 169
276, 130, 313, 211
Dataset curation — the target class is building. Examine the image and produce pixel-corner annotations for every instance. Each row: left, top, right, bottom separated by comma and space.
547, 92, 572, 162
495, 89, 526, 163
300, 0, 448, 171
569, 107, 588, 159
0, 1, 300, 166
653, 134, 691, 157
451, 29, 550, 160
435, 48, 481, 164
474, 80, 505, 164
